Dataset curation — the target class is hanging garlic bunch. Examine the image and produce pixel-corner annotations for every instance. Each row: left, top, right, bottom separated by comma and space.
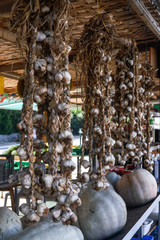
77, 14, 120, 190
114, 41, 141, 166
10, 0, 81, 224
138, 63, 155, 172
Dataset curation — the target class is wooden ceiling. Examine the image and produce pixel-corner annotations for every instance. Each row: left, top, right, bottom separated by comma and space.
0, 0, 160, 102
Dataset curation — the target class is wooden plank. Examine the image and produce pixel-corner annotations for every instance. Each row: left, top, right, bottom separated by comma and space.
150, 47, 158, 77
129, 0, 160, 39
0, 28, 16, 43
0, 0, 16, 14
0, 62, 25, 72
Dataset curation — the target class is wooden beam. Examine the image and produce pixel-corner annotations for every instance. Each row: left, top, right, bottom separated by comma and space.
0, 72, 21, 80
129, 0, 160, 39
0, 62, 25, 72
0, 0, 16, 14
0, 28, 16, 43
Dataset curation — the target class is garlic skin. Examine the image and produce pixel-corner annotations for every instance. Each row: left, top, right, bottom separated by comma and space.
52, 205, 62, 221
55, 73, 63, 82
81, 173, 90, 183
61, 71, 71, 84
22, 174, 31, 189
126, 144, 136, 150
27, 211, 40, 222
59, 130, 73, 141
34, 59, 47, 72
56, 142, 63, 153
128, 59, 134, 66
17, 146, 27, 159
90, 108, 99, 116
41, 6, 50, 13
42, 174, 53, 190
94, 126, 102, 135
19, 203, 30, 215
63, 160, 76, 171
37, 203, 48, 216
120, 83, 127, 90
36, 32, 46, 41
81, 160, 90, 169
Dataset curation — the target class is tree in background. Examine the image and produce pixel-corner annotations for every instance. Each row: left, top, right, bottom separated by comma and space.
0, 110, 21, 134
71, 108, 83, 135
0, 109, 83, 136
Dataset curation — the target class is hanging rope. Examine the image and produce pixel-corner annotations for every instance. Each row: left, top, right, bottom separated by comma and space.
145, 26, 148, 62
97, 0, 99, 14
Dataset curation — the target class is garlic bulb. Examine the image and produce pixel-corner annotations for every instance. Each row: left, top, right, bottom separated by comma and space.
63, 160, 76, 171
36, 32, 46, 42
34, 59, 47, 72
19, 203, 30, 215
41, 6, 50, 13
61, 71, 71, 84
81, 160, 90, 169
59, 130, 73, 140
37, 203, 48, 216
42, 174, 53, 190
27, 211, 40, 222
56, 142, 63, 153
90, 108, 99, 116
55, 73, 63, 82
22, 174, 31, 189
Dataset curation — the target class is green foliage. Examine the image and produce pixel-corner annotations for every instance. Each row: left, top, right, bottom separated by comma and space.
0, 110, 21, 134
0, 108, 84, 136
71, 108, 83, 135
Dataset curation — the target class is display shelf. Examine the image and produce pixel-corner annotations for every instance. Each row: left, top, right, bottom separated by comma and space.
109, 194, 160, 240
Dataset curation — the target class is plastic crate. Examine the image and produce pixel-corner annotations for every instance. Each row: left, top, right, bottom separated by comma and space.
0, 155, 14, 183
131, 235, 154, 240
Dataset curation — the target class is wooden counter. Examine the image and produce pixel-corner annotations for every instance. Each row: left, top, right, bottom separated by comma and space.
109, 194, 160, 240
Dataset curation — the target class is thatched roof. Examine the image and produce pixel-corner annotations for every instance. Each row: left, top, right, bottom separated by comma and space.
0, 0, 160, 103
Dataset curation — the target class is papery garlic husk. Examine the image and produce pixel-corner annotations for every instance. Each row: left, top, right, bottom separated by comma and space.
90, 108, 99, 116
57, 103, 68, 112
22, 174, 31, 189
55, 73, 63, 82
66, 194, 82, 207
116, 140, 122, 147
34, 95, 42, 104
94, 126, 102, 135
128, 59, 134, 66
59, 130, 73, 141
33, 139, 45, 149
36, 32, 46, 42
63, 160, 76, 171
131, 131, 137, 139
42, 174, 53, 190
56, 142, 63, 153
27, 210, 40, 222
35, 59, 47, 72
8, 174, 18, 184
17, 146, 28, 160
120, 83, 127, 90
81, 160, 90, 169
37, 203, 48, 216
126, 144, 136, 150
81, 172, 90, 183
57, 194, 67, 205
41, 6, 50, 13
51, 205, 62, 221
106, 137, 115, 147
61, 208, 77, 224
19, 203, 30, 215
33, 114, 45, 125
61, 71, 71, 84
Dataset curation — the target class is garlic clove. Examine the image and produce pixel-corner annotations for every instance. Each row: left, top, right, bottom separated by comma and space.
36, 32, 46, 42
55, 73, 63, 82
